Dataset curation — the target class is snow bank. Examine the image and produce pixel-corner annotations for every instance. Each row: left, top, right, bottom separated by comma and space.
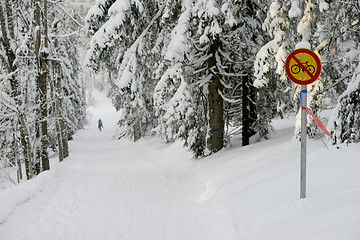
0, 171, 54, 224
194, 118, 360, 240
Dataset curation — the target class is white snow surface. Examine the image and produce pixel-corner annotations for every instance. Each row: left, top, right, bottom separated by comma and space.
1, 90, 360, 240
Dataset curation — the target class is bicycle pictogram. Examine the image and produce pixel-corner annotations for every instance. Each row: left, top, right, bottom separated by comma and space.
290, 61, 315, 75
285, 48, 322, 85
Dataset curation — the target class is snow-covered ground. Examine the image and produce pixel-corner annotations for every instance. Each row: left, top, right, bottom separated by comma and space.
0, 90, 359, 240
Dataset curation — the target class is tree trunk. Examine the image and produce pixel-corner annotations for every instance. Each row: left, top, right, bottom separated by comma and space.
242, 75, 256, 146
18, 114, 34, 179
242, 75, 250, 146
53, 62, 64, 162
207, 38, 224, 153
35, 0, 50, 171
61, 120, 69, 158
52, 20, 69, 160
13, 127, 22, 182
56, 120, 64, 162
133, 119, 141, 142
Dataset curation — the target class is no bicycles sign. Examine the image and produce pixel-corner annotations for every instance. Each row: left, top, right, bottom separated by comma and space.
285, 48, 321, 85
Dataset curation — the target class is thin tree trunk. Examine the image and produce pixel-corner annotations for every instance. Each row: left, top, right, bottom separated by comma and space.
56, 116, 64, 162
18, 114, 34, 179
133, 119, 141, 142
53, 61, 64, 162
132, 106, 141, 142
34, 0, 42, 173
52, 20, 69, 160
56, 118, 64, 162
242, 75, 250, 146
61, 120, 69, 158
13, 126, 22, 182
35, 0, 49, 171
41, 0, 50, 170
242, 75, 257, 146
207, 37, 224, 153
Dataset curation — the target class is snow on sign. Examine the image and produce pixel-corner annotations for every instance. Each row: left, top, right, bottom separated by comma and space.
285, 48, 321, 85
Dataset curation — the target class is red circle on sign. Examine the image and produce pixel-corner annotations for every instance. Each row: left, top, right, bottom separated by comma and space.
285, 48, 321, 85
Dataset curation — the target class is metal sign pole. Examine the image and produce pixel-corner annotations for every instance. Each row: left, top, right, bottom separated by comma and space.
285, 47, 322, 199
300, 85, 307, 199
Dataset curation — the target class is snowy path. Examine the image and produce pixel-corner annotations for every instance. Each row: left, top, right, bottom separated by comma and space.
2, 90, 360, 240
0, 91, 236, 240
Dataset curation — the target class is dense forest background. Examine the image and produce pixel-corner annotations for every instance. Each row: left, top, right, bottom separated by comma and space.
1, 0, 359, 183
85, 0, 360, 154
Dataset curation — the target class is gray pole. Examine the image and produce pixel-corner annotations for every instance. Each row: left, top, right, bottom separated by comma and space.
300, 85, 307, 198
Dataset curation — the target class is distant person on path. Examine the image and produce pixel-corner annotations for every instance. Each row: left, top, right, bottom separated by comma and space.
98, 119, 103, 131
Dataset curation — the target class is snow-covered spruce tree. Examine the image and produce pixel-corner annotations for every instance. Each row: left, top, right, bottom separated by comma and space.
154, 0, 227, 157
329, 69, 360, 144
84, 0, 121, 103
155, 0, 265, 156
86, 0, 165, 141
189, 0, 242, 155
254, 0, 293, 138
314, 0, 358, 99
190, 0, 262, 150
85, 0, 119, 73
254, 0, 325, 139
322, 1, 360, 144
153, 0, 208, 157
219, 0, 264, 146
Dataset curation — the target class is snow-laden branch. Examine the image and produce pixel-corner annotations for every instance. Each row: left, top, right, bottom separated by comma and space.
337, 71, 360, 100
218, 90, 241, 103
0, 91, 18, 113
253, 39, 278, 88
16, 7, 30, 30
218, 69, 247, 77
86, 0, 132, 58
192, 53, 213, 68
164, 1, 192, 62
154, 62, 183, 105
48, 1, 82, 28
320, 72, 358, 94
315, 17, 360, 53
51, 31, 80, 39
116, 5, 165, 89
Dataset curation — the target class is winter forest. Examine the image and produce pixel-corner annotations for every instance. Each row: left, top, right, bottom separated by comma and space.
85, 0, 360, 157
1, 0, 87, 182
0, 0, 360, 238
1, 0, 360, 181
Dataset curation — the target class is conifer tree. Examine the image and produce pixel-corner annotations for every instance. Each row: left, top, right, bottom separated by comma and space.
220, 0, 264, 146
329, 70, 360, 144
155, 0, 265, 155
321, 1, 360, 144
86, 0, 165, 141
